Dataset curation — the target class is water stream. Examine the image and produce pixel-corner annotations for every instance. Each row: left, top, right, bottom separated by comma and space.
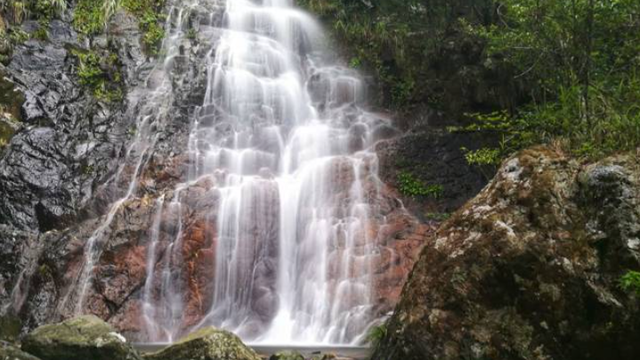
63, 0, 397, 345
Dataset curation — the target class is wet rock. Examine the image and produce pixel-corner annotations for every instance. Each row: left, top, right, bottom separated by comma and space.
0, 343, 41, 360
310, 354, 337, 360
0, 18, 128, 231
144, 327, 260, 360
372, 146, 640, 360
22, 315, 141, 360
269, 350, 305, 360
376, 126, 489, 220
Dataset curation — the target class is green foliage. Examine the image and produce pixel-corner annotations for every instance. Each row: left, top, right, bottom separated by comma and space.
304, 0, 640, 159
76, 51, 103, 86
73, 0, 165, 55
73, 0, 105, 35
366, 322, 387, 350
8, 27, 29, 43
620, 271, 640, 297
73, 49, 123, 102
460, 146, 502, 180
348, 56, 361, 69
121, 0, 165, 54
1, 0, 29, 24
464, 0, 640, 159
461, 147, 501, 167
297, 0, 493, 108
0, 0, 65, 39
32, 0, 65, 20
32, 22, 47, 39
425, 212, 451, 221
138, 10, 164, 54
397, 170, 443, 199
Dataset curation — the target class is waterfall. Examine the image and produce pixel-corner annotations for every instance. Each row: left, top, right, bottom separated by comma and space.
63, 0, 402, 346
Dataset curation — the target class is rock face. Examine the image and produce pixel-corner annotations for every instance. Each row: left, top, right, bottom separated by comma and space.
376, 124, 489, 219
0, 15, 145, 232
373, 147, 640, 360
144, 327, 260, 360
22, 315, 141, 360
0, 6, 159, 335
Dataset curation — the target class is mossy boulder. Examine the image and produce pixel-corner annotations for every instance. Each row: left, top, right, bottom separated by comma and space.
21, 315, 141, 360
0, 343, 41, 360
373, 146, 640, 360
144, 327, 260, 360
269, 350, 305, 360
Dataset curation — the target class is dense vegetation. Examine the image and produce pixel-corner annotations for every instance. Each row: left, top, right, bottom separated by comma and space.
298, 0, 495, 109
74, 0, 165, 54
299, 0, 640, 160
0, 0, 164, 103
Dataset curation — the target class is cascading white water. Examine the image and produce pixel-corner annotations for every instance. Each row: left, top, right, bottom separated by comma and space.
139, 0, 394, 345
58, 0, 398, 346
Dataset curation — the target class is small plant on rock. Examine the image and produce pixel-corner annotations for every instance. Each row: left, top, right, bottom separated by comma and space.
620, 271, 640, 297
397, 170, 443, 199
366, 321, 387, 352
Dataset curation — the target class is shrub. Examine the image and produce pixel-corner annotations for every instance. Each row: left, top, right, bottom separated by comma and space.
73, 49, 123, 102
620, 271, 640, 297
397, 171, 443, 199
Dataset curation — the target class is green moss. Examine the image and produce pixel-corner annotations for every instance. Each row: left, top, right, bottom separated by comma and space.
22, 315, 141, 360
0, 314, 22, 342
146, 327, 260, 360
425, 212, 451, 221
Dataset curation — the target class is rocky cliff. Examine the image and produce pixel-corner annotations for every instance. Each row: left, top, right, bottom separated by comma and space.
0, 3, 151, 330
373, 146, 640, 360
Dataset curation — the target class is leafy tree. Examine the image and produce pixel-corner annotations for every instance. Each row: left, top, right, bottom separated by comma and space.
465, 0, 640, 158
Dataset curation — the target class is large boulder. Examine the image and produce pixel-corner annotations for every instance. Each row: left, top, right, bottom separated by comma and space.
21, 315, 141, 360
0, 343, 41, 360
372, 146, 640, 360
144, 327, 260, 360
